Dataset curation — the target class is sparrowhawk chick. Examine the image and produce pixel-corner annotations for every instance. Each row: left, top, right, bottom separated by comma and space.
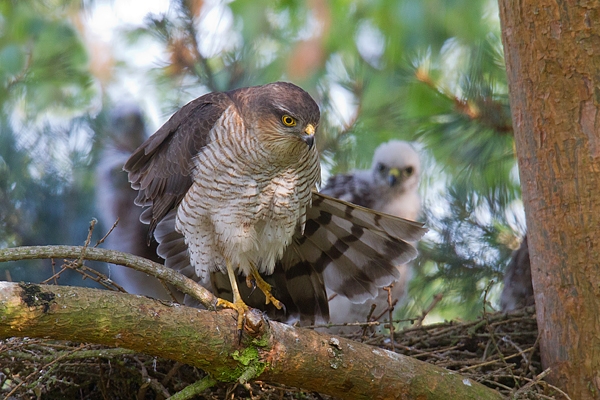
125, 82, 426, 331
500, 235, 534, 311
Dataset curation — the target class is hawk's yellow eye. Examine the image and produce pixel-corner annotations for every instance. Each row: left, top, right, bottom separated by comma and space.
281, 115, 296, 127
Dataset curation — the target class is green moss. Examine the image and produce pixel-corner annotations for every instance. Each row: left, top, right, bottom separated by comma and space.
251, 335, 269, 348
210, 346, 268, 383
231, 347, 267, 383
232, 347, 258, 365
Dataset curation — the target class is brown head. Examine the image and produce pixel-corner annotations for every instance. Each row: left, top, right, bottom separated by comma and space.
227, 82, 320, 153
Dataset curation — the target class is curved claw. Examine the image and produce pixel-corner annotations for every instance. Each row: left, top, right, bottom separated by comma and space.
245, 275, 257, 297
216, 297, 249, 338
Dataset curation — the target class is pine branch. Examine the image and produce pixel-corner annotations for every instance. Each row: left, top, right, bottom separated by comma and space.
415, 66, 513, 135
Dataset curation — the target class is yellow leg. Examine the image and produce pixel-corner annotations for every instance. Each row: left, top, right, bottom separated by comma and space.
216, 260, 249, 333
246, 265, 284, 310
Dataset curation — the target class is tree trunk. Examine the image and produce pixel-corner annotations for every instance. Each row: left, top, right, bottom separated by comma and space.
498, 1, 600, 398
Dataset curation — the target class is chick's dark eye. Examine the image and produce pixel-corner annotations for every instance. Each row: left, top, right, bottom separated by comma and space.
377, 163, 386, 172
281, 115, 297, 127
405, 166, 414, 175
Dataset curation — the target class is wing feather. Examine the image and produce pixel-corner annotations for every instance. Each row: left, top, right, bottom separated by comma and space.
124, 92, 232, 235
292, 192, 426, 303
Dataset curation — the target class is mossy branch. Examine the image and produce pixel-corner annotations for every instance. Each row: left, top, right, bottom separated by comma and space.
0, 246, 504, 399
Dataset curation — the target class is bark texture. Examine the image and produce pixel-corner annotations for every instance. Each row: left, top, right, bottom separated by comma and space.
0, 281, 502, 400
498, 1, 600, 398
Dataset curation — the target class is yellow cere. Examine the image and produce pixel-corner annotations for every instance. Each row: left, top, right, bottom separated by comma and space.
304, 124, 315, 136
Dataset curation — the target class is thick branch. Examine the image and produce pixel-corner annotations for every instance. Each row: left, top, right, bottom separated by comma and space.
0, 282, 503, 400
0, 246, 503, 398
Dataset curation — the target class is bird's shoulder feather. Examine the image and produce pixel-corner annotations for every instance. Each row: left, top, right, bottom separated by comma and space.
124, 91, 234, 235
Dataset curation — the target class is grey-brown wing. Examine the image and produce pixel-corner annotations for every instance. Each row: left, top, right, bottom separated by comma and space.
124, 92, 233, 286
320, 173, 378, 209
294, 192, 426, 303
124, 91, 232, 236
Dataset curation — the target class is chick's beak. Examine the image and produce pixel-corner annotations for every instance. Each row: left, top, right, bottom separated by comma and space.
388, 168, 400, 186
302, 124, 315, 148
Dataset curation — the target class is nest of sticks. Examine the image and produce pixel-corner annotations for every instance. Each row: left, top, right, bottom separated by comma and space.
1, 304, 570, 400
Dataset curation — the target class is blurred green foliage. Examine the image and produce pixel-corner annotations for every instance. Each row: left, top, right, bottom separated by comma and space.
0, 0, 523, 320
0, 0, 102, 285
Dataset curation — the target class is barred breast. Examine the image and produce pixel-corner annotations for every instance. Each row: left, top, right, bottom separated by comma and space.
175, 107, 320, 280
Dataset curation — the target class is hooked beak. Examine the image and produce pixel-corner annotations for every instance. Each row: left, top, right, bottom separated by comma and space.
302, 124, 315, 148
388, 168, 400, 186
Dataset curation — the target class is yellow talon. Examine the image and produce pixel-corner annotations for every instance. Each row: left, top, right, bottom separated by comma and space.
248, 267, 284, 310
217, 260, 284, 340
216, 297, 249, 332
218, 260, 252, 338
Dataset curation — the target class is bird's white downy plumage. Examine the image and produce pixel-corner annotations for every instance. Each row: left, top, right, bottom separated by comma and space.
371, 140, 421, 219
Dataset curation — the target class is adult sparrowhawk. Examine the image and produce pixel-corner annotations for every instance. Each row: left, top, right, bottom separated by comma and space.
124, 82, 426, 331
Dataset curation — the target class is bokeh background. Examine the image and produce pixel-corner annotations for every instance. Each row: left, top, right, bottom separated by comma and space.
0, 0, 524, 323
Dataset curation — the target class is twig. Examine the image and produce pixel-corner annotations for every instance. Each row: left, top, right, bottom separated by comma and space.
512, 367, 551, 395
522, 332, 541, 378
458, 346, 536, 372
383, 285, 395, 352
482, 279, 495, 317
373, 298, 398, 322
77, 218, 97, 268
360, 303, 377, 341
0, 245, 217, 309
304, 316, 416, 330
135, 356, 171, 399
512, 368, 573, 400
50, 258, 58, 285
414, 293, 443, 327
1, 347, 136, 363
485, 315, 519, 387
2, 343, 88, 398
169, 375, 218, 400
41, 266, 68, 285
62, 258, 128, 292
96, 218, 120, 247
162, 361, 183, 387
501, 335, 532, 366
